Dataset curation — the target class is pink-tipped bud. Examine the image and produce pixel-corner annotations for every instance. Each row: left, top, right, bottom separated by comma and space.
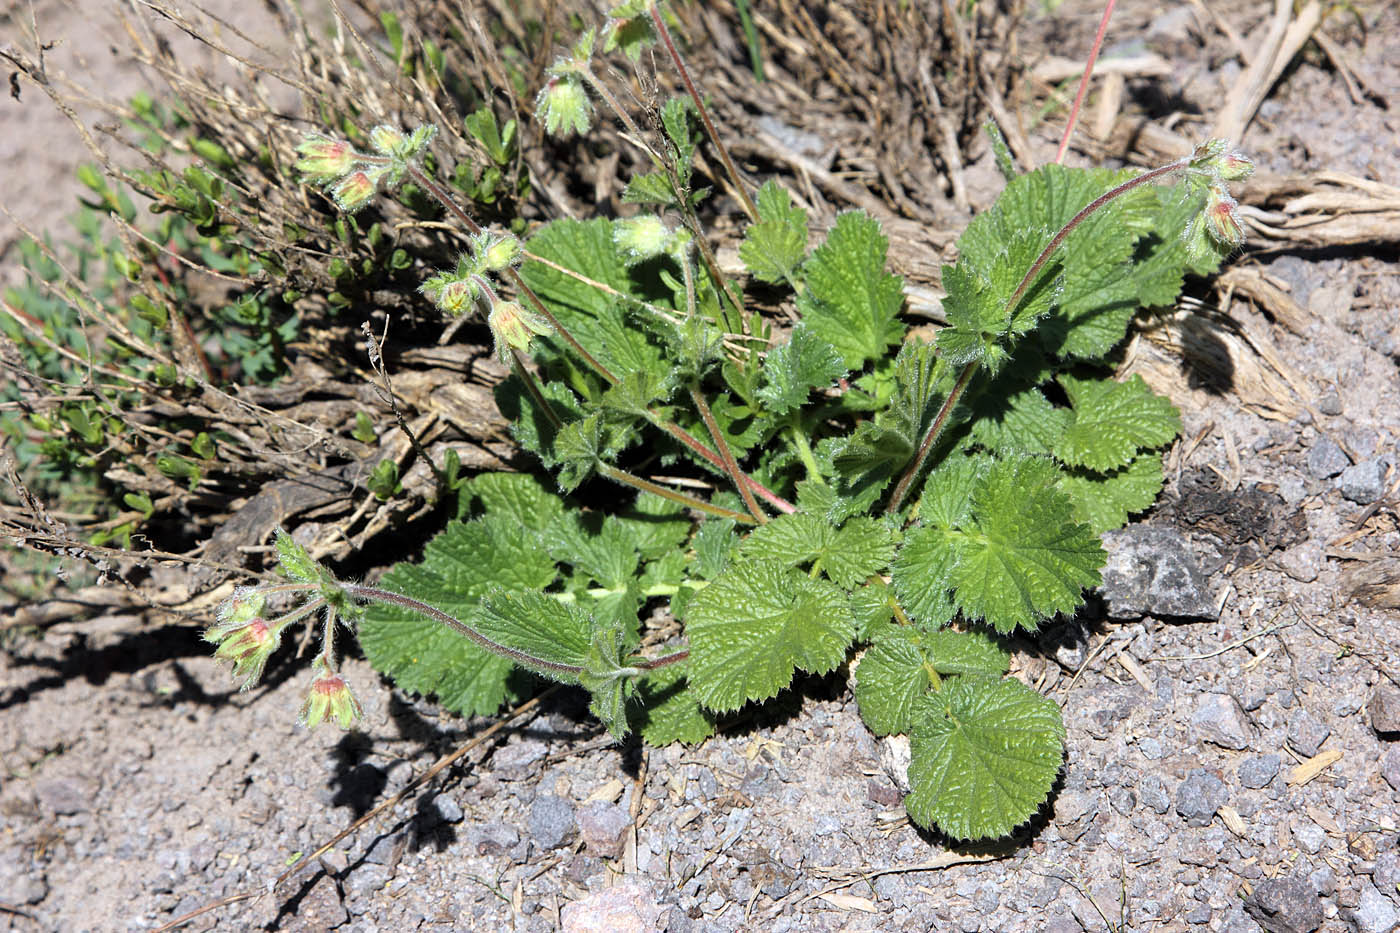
330, 169, 382, 213
294, 135, 357, 184
369, 124, 407, 157
299, 670, 364, 729
1218, 151, 1254, 182
1204, 185, 1245, 248
438, 278, 478, 315
206, 616, 282, 690
489, 300, 552, 363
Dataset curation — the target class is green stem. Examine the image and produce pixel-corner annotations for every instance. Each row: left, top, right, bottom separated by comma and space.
786, 420, 824, 486
598, 463, 756, 525
885, 156, 1193, 516
554, 579, 708, 603
689, 385, 766, 524
509, 347, 564, 430
344, 584, 586, 676
648, 4, 758, 223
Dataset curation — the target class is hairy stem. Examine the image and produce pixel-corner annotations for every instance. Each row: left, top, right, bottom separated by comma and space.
1055, 0, 1118, 165
787, 421, 825, 486
689, 385, 767, 523
648, 4, 759, 223
885, 360, 978, 515
344, 584, 586, 676
598, 463, 756, 525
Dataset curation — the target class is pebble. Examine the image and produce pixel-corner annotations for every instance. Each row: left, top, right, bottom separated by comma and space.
1243, 874, 1324, 933
1337, 459, 1390, 504
1175, 769, 1228, 827
1369, 686, 1400, 734
1286, 710, 1332, 757
494, 738, 549, 780
560, 882, 664, 933
1100, 526, 1215, 620
1316, 389, 1342, 416
429, 794, 464, 824
1372, 851, 1400, 906
577, 801, 631, 859
1305, 437, 1349, 479
1292, 822, 1326, 855
1238, 754, 1282, 789
1382, 747, 1400, 792
1274, 542, 1323, 583
529, 795, 577, 850
1191, 693, 1256, 750
34, 777, 96, 815
467, 821, 520, 857
1138, 775, 1171, 814
1348, 882, 1400, 933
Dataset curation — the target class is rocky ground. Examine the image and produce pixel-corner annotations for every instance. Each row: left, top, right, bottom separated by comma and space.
3, 1, 1400, 932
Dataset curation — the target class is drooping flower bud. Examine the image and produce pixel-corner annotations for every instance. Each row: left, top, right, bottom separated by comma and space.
613, 215, 674, 264
206, 616, 283, 690
330, 168, 385, 212
368, 124, 407, 156
1217, 150, 1254, 182
488, 300, 552, 363
474, 231, 522, 272
299, 666, 364, 729
1203, 184, 1246, 248
294, 135, 357, 184
535, 76, 593, 138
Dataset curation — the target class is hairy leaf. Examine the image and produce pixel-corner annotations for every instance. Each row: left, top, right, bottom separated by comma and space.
633, 660, 716, 745
755, 324, 846, 417
1054, 373, 1180, 471
688, 559, 855, 712
797, 211, 905, 369
740, 181, 809, 284
475, 588, 593, 681
1059, 451, 1165, 534
905, 676, 1065, 840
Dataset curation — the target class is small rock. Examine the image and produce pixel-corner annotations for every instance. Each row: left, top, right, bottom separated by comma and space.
577, 801, 631, 859
1373, 851, 1400, 906
1100, 526, 1215, 620
879, 734, 912, 795
529, 795, 577, 850
1383, 747, 1400, 792
1244, 874, 1324, 933
1337, 459, 1390, 504
1369, 687, 1400, 734
1238, 754, 1282, 789
1240, 686, 1269, 712
1191, 692, 1256, 750
1139, 775, 1171, 814
1347, 882, 1400, 933
495, 738, 549, 780
467, 821, 520, 857
1274, 542, 1323, 583
1287, 710, 1332, 757
1175, 769, 1228, 827
561, 882, 663, 933
1292, 822, 1326, 855
1316, 389, 1343, 416
1309, 866, 1337, 897
432, 794, 465, 824
1306, 438, 1349, 480
33, 776, 96, 815
298, 872, 349, 930
1042, 919, 1082, 933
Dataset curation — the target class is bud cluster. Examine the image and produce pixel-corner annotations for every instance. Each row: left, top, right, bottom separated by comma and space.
419, 229, 550, 363
294, 124, 437, 212
1186, 139, 1256, 250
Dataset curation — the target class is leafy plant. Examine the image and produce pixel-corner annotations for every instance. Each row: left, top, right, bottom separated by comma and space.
208, 3, 1253, 842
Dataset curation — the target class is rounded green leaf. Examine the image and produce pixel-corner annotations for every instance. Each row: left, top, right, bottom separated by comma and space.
905, 676, 1065, 840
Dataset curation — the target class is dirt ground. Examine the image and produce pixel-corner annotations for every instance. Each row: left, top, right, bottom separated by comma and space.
2, 1, 1400, 932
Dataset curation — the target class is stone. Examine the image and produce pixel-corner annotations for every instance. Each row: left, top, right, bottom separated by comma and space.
1369, 687, 1400, 734
577, 801, 631, 859
467, 821, 520, 856
1274, 542, 1323, 583
1338, 459, 1390, 504
1191, 692, 1256, 750
1316, 389, 1343, 416
1383, 747, 1400, 792
1175, 769, 1228, 827
1244, 875, 1324, 933
298, 872, 350, 930
494, 737, 549, 780
561, 882, 663, 933
432, 794, 465, 824
1238, 754, 1282, 789
1306, 437, 1349, 480
1100, 526, 1215, 620
1139, 775, 1171, 815
528, 795, 577, 850
1347, 882, 1400, 933
1373, 851, 1400, 906
1292, 822, 1326, 855
1287, 710, 1332, 757
33, 776, 96, 815
880, 734, 912, 795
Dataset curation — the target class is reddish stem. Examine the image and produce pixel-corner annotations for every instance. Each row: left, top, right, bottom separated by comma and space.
1055, 0, 1117, 165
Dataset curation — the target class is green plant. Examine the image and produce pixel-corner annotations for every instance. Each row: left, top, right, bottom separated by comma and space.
208, 2, 1252, 842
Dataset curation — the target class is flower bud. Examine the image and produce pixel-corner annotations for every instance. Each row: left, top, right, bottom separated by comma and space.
369, 124, 407, 156
613, 215, 674, 264
299, 667, 364, 729
206, 616, 282, 690
475, 231, 522, 272
330, 168, 384, 213
489, 300, 552, 363
294, 135, 356, 184
438, 278, 478, 315
218, 587, 266, 626
535, 76, 593, 138
1217, 150, 1254, 182
1203, 184, 1245, 248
